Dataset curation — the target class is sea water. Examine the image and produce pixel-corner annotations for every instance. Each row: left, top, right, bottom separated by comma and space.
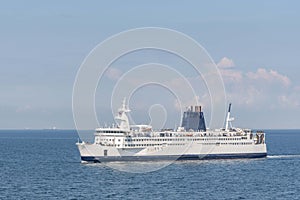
0, 130, 299, 199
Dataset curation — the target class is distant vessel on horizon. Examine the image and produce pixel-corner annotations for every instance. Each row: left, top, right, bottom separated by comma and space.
76, 99, 267, 162
42, 127, 58, 131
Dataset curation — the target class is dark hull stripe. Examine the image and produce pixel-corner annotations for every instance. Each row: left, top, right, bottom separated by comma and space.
81, 153, 267, 163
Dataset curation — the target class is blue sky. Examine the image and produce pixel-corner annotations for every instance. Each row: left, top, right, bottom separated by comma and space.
1, 0, 300, 129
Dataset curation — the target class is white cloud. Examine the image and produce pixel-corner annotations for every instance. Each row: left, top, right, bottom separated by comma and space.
217, 57, 235, 68
220, 68, 243, 82
105, 68, 122, 80
217, 57, 242, 83
217, 57, 298, 111
247, 68, 291, 87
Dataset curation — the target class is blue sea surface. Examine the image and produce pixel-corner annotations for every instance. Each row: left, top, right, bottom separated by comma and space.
0, 129, 299, 199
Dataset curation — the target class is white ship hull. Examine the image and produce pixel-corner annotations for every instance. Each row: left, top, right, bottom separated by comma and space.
77, 140, 267, 162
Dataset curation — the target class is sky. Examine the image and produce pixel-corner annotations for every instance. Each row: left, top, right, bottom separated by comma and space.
1, 0, 300, 129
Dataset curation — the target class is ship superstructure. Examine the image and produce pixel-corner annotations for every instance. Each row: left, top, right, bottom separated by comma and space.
181, 105, 206, 132
76, 100, 267, 162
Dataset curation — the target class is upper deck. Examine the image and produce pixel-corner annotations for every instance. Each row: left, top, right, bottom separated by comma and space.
93, 127, 265, 148
91, 100, 265, 148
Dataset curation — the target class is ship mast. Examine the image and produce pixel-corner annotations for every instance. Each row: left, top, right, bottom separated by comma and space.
225, 103, 234, 132
115, 98, 131, 131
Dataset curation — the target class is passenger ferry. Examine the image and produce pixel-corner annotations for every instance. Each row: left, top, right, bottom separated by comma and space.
76, 99, 267, 162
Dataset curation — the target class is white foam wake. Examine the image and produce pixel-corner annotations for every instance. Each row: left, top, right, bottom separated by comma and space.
267, 155, 300, 159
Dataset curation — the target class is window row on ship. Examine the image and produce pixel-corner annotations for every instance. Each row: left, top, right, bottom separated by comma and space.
203, 142, 253, 145
124, 137, 247, 142
98, 142, 253, 147
97, 143, 186, 147
96, 131, 127, 134
125, 143, 185, 147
